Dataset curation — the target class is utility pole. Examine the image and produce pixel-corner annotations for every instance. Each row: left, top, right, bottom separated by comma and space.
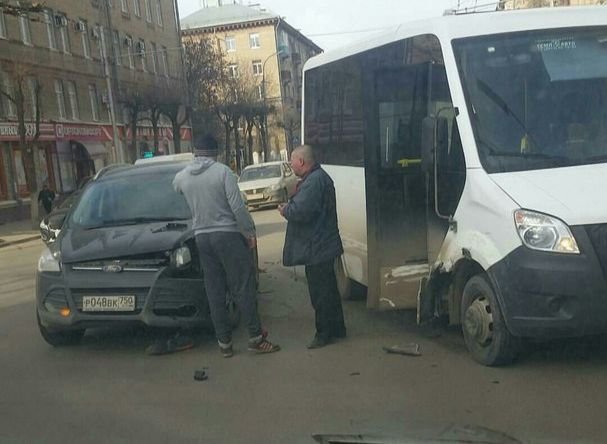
101, 0, 125, 164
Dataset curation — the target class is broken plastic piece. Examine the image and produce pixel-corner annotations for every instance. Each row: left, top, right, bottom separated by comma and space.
382, 343, 422, 357
194, 369, 208, 381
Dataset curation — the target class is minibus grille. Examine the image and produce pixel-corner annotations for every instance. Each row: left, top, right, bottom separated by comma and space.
586, 224, 607, 277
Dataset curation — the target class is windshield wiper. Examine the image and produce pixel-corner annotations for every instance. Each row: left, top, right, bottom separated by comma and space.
84, 217, 188, 230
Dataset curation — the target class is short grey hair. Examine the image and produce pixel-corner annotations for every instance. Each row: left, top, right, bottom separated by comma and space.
293, 144, 316, 165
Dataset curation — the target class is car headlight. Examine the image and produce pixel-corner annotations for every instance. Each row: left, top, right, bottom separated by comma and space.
171, 246, 192, 268
266, 184, 281, 193
38, 247, 62, 272
514, 210, 579, 254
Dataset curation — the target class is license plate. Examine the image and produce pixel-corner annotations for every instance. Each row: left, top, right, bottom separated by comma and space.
82, 295, 136, 312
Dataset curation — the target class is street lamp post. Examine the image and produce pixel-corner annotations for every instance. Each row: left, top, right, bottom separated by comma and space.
261, 46, 288, 162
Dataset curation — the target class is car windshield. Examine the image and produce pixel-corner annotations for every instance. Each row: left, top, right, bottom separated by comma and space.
454, 27, 607, 173
69, 171, 191, 229
239, 165, 282, 182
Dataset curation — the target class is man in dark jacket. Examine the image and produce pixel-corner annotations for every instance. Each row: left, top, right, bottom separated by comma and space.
279, 145, 346, 349
38, 183, 55, 215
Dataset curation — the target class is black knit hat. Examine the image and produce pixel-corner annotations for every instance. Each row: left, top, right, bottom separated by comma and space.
194, 133, 219, 157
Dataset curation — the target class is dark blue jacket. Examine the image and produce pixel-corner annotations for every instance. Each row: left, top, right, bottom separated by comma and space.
282, 165, 343, 267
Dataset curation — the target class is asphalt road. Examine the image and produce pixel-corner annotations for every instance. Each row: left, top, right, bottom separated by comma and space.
2, 210, 607, 443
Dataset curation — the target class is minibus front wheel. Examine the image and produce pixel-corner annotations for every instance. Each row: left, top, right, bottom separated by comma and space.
461, 275, 520, 366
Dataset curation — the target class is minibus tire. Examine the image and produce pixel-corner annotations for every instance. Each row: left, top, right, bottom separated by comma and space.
461, 275, 519, 366
335, 256, 353, 300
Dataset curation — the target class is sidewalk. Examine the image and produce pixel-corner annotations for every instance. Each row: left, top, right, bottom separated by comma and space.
0, 219, 41, 248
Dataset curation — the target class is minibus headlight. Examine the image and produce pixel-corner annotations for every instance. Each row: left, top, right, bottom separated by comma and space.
514, 210, 579, 254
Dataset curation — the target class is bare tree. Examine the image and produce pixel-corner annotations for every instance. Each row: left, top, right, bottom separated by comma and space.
0, 65, 43, 225
277, 107, 301, 158
119, 89, 147, 162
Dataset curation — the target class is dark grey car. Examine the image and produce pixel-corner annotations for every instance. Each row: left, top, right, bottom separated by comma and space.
36, 161, 244, 346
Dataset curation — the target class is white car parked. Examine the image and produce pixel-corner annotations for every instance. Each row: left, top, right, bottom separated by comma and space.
238, 161, 298, 210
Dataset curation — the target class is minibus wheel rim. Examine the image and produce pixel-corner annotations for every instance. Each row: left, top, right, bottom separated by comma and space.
464, 296, 494, 346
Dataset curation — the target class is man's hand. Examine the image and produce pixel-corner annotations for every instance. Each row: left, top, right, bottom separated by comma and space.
247, 236, 257, 250
278, 204, 287, 218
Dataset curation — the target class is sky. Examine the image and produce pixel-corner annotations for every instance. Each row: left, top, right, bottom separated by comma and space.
176, 0, 501, 51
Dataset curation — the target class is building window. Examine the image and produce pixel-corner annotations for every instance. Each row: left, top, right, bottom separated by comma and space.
94, 25, 104, 59
80, 20, 91, 59
145, 0, 152, 23
120, 0, 129, 14
150, 42, 157, 74
0, 8, 6, 39
88, 84, 99, 122
249, 33, 260, 49
44, 11, 57, 50
54, 80, 67, 120
252, 60, 262, 76
0, 71, 15, 117
19, 13, 32, 45
66, 81, 79, 120
225, 35, 236, 52
161, 46, 169, 77
125, 35, 134, 69
156, 0, 163, 26
112, 30, 121, 66
57, 14, 70, 54
133, 0, 141, 17
138, 40, 147, 72
228, 64, 238, 78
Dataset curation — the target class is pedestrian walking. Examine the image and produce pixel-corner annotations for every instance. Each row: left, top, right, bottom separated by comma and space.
173, 134, 280, 357
38, 183, 55, 215
279, 145, 347, 349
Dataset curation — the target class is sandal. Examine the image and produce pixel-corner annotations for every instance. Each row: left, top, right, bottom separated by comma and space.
248, 339, 280, 354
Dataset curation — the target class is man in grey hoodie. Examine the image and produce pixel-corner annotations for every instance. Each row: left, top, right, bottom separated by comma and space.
173, 134, 280, 357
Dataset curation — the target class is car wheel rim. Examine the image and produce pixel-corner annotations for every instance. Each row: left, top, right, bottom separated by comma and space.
464, 296, 494, 347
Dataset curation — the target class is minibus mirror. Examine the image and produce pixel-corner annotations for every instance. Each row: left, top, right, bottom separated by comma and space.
421, 117, 436, 174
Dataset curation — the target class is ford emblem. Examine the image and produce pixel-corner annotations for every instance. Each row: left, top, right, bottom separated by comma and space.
103, 264, 123, 273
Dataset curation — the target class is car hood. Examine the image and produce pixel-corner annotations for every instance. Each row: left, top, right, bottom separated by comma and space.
490, 163, 607, 226
60, 222, 192, 264
238, 178, 281, 191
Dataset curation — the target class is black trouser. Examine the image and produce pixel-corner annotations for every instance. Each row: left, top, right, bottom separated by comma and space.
195, 232, 262, 345
304, 259, 346, 340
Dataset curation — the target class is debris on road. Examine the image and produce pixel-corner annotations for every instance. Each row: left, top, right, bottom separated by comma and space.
382, 343, 422, 357
194, 369, 208, 381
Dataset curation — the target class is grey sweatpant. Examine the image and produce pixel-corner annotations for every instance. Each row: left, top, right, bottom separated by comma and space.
195, 232, 262, 345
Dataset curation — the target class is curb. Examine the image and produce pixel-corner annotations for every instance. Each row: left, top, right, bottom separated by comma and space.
0, 235, 41, 249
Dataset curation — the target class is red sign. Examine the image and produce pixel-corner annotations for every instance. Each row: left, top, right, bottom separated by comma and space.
55, 123, 113, 142
0, 122, 55, 142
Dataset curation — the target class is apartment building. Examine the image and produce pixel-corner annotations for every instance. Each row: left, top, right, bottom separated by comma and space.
0, 0, 190, 222
181, 2, 322, 161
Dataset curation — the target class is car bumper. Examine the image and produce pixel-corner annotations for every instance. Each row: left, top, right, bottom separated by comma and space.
36, 267, 210, 332
488, 226, 607, 338
245, 191, 284, 208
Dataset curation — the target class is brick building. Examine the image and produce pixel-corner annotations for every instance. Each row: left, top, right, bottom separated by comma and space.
181, 1, 322, 162
0, 0, 190, 222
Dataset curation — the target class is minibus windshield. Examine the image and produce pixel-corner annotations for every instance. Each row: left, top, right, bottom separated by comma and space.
454, 27, 607, 173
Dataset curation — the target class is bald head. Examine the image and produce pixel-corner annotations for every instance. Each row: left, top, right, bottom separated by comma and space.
290, 145, 316, 178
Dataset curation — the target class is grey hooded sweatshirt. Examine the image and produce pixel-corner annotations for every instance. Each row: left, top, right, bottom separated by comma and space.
173, 157, 256, 238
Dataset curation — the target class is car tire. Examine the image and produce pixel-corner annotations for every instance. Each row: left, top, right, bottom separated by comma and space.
334, 256, 354, 300
461, 275, 520, 366
37, 312, 84, 347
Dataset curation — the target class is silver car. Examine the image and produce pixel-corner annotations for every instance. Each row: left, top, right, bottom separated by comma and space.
238, 161, 298, 210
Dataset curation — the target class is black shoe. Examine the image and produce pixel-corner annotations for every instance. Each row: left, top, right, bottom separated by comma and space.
331, 328, 347, 339
146, 332, 194, 356
307, 335, 331, 349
